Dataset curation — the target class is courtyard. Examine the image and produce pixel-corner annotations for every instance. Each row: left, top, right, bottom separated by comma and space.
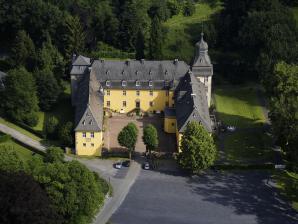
103, 115, 176, 153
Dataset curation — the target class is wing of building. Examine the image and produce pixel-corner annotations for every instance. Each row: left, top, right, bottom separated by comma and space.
70, 33, 213, 156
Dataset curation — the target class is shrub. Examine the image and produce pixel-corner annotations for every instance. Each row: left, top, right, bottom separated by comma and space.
45, 115, 59, 137
44, 147, 64, 163
58, 122, 73, 146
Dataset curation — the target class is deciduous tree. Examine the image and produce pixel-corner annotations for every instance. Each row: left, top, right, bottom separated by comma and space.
178, 121, 216, 173
118, 123, 138, 159
143, 124, 158, 155
2, 67, 39, 126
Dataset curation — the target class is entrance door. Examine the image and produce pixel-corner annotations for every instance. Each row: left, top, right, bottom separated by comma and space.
136, 101, 140, 108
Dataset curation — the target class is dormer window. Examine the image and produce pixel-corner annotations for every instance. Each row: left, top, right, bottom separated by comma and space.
89, 120, 93, 125
149, 81, 153, 87
82, 120, 86, 125
136, 80, 140, 87
106, 80, 111, 86
122, 80, 127, 87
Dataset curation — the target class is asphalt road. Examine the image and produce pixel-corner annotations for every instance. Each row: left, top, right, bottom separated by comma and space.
111, 168, 298, 224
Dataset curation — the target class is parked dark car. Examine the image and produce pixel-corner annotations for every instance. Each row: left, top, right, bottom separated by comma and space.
122, 160, 131, 167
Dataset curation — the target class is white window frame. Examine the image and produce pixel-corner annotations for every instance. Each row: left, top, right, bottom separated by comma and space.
136, 80, 140, 87
149, 81, 153, 87
106, 80, 111, 86
122, 80, 127, 87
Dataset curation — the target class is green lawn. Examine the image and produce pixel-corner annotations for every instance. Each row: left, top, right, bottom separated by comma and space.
0, 135, 41, 162
163, 2, 222, 63
292, 7, 298, 25
0, 117, 42, 141
274, 171, 298, 211
223, 130, 274, 165
32, 111, 45, 132
214, 86, 266, 128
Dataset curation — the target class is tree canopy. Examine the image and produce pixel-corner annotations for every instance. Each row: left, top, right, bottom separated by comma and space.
178, 121, 217, 173
1, 67, 39, 126
0, 171, 61, 224
118, 122, 138, 159
143, 124, 159, 154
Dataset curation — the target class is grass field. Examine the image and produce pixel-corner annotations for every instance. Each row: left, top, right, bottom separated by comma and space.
0, 134, 40, 162
274, 171, 298, 211
33, 111, 45, 132
214, 86, 266, 128
0, 117, 42, 141
292, 7, 298, 25
163, 2, 222, 63
223, 130, 274, 164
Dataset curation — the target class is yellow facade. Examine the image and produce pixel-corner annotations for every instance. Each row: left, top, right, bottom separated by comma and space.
75, 131, 103, 156
164, 117, 176, 133
104, 89, 174, 113
176, 129, 183, 152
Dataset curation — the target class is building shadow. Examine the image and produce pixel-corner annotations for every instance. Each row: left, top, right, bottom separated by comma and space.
187, 170, 298, 224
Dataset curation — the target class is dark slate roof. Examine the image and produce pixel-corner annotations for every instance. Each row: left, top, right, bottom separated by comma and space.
72, 55, 91, 66
74, 70, 103, 132
175, 72, 212, 133
164, 107, 176, 118
70, 55, 92, 75
92, 59, 190, 81
192, 33, 213, 76
0, 71, 7, 89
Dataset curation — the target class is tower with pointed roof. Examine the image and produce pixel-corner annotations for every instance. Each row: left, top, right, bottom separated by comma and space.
191, 33, 213, 106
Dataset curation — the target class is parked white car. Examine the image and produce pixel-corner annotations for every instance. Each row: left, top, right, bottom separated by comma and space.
143, 162, 150, 170
115, 161, 122, 169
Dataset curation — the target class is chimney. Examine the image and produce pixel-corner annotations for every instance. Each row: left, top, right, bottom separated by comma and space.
101, 59, 105, 63
126, 60, 130, 66
174, 59, 178, 65
141, 59, 145, 64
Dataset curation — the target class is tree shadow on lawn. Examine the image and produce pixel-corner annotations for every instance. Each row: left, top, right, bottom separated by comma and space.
187, 170, 298, 224
216, 111, 266, 129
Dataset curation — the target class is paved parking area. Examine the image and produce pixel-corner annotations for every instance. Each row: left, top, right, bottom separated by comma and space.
104, 115, 176, 153
111, 169, 298, 224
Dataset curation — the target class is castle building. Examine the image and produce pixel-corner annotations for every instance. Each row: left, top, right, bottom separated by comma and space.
70, 33, 213, 156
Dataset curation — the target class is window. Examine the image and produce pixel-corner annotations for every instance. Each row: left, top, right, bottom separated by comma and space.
165, 101, 169, 107
122, 80, 127, 87
82, 120, 86, 125
83, 143, 86, 147
149, 81, 153, 87
83, 132, 86, 137
106, 90, 110, 96
107, 101, 110, 107
136, 80, 140, 86
106, 80, 110, 86
123, 90, 126, 96
136, 90, 140, 96
91, 132, 94, 138
171, 122, 175, 126
166, 90, 169, 96
91, 143, 94, 147
149, 90, 153, 96
123, 101, 126, 107
164, 81, 169, 87
149, 101, 153, 107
